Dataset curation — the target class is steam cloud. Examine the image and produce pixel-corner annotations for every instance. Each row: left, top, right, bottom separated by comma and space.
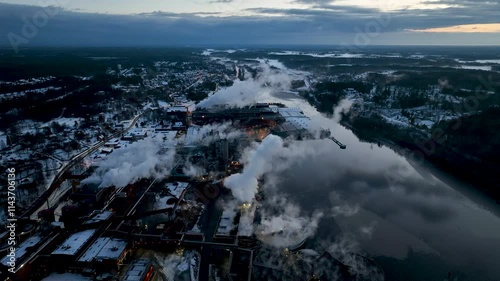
182, 162, 206, 179
224, 134, 284, 203
83, 136, 176, 188
256, 196, 324, 248
332, 98, 354, 123
197, 63, 292, 108
187, 122, 243, 146
326, 235, 384, 280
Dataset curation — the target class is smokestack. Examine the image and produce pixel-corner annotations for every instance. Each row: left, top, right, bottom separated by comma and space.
220, 138, 229, 166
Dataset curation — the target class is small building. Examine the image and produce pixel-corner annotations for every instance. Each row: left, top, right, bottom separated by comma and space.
100, 148, 114, 155
124, 128, 148, 140
84, 210, 114, 225
51, 229, 98, 269
77, 237, 128, 271
120, 259, 154, 281
98, 113, 106, 123
1, 235, 43, 268
104, 138, 121, 149
216, 209, 238, 237
172, 121, 186, 130
166, 106, 188, 125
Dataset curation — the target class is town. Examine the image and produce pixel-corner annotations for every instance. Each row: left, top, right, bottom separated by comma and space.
1, 46, 500, 281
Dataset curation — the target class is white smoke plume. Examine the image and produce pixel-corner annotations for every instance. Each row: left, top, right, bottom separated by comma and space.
83, 136, 176, 188
325, 235, 384, 281
332, 98, 354, 123
226, 135, 331, 203
197, 63, 291, 108
197, 57, 356, 143
330, 191, 360, 217
238, 203, 257, 236
182, 162, 206, 179
224, 134, 284, 203
187, 122, 243, 146
256, 196, 324, 249
359, 221, 378, 239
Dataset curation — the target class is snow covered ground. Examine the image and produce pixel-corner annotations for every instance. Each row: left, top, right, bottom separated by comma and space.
269, 51, 364, 58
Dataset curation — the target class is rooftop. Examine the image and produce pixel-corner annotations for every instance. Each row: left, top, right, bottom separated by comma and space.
167, 106, 188, 113
217, 209, 237, 235
165, 182, 189, 198
121, 259, 152, 281
84, 210, 114, 225
78, 237, 128, 263
1, 235, 43, 266
51, 229, 97, 256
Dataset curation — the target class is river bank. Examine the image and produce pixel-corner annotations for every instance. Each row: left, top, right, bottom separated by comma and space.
343, 115, 500, 209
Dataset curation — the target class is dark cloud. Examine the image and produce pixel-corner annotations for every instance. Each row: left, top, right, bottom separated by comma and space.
0, 1, 499, 48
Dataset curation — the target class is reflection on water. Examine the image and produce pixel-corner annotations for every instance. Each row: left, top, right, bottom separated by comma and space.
262, 91, 500, 281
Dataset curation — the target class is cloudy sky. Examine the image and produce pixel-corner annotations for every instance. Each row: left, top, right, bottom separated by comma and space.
1, 0, 500, 47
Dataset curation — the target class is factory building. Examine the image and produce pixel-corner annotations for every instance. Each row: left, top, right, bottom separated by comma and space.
120, 259, 154, 281
192, 104, 285, 126
166, 106, 188, 127
50, 229, 98, 270
77, 237, 129, 271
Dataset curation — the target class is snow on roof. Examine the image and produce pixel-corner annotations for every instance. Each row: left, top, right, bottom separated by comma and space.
167, 106, 188, 113
129, 128, 146, 134
155, 195, 177, 210
127, 128, 148, 137
1, 235, 42, 266
78, 237, 127, 263
105, 138, 120, 145
158, 100, 170, 108
100, 148, 114, 154
122, 259, 152, 281
278, 107, 307, 118
52, 229, 97, 256
288, 117, 310, 129
165, 182, 189, 198
269, 105, 279, 112
184, 126, 201, 147
182, 102, 196, 112
276, 107, 311, 131
84, 210, 113, 224
217, 209, 237, 235
415, 119, 435, 129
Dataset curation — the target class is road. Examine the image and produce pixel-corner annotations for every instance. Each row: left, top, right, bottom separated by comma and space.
23, 113, 144, 220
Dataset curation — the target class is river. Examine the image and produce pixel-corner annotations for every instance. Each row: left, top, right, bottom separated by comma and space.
200, 58, 500, 280
265, 91, 500, 281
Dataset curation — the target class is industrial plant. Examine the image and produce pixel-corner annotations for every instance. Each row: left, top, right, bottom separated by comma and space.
1, 101, 347, 281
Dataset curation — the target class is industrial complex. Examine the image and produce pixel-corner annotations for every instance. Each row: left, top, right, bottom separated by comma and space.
1, 102, 346, 281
